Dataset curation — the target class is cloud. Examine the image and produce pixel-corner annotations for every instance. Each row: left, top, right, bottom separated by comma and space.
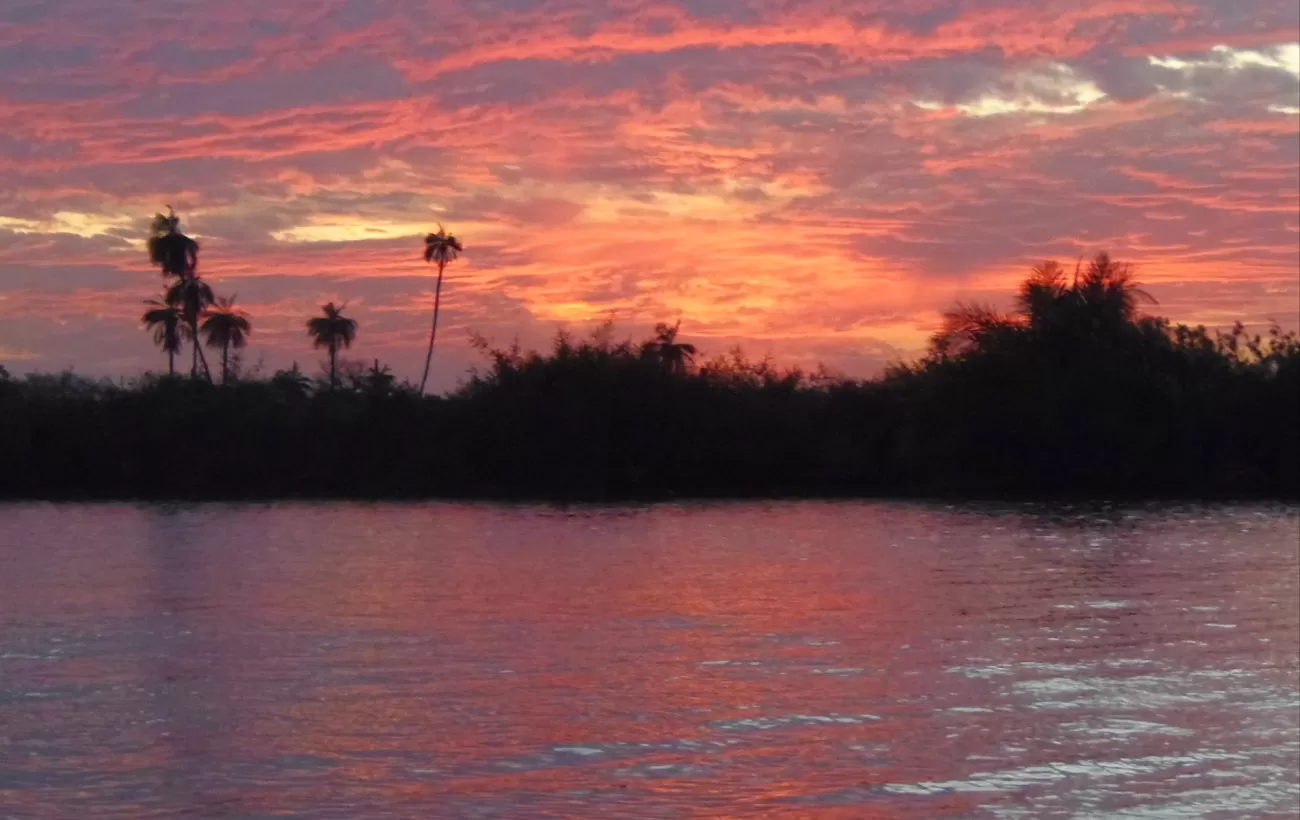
0, 1, 1296, 385
913, 62, 1108, 117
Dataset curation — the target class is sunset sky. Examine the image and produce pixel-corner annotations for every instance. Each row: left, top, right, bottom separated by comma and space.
1, 0, 1296, 388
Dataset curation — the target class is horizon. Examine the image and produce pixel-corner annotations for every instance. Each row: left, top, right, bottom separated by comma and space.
6, 262, 1296, 390
1, 1, 1297, 390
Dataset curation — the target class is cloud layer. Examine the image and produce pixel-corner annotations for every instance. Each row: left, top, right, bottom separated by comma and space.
1, 0, 1297, 384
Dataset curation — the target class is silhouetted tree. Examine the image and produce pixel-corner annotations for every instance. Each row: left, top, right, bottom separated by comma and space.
930, 302, 1016, 357
200, 296, 252, 384
1074, 252, 1154, 332
419, 224, 464, 395
142, 294, 185, 376
640, 321, 698, 375
147, 208, 199, 279
166, 275, 215, 382
931, 253, 1156, 358
362, 359, 398, 396
147, 208, 213, 382
271, 362, 312, 398
1016, 261, 1071, 330
306, 302, 357, 390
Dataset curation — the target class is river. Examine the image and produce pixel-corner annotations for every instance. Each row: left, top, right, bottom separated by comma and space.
0, 502, 1296, 818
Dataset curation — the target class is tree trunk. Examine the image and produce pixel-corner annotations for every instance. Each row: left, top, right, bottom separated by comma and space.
418, 262, 446, 395
222, 341, 230, 385
168, 348, 174, 376
195, 326, 213, 383
187, 320, 213, 383
330, 343, 338, 391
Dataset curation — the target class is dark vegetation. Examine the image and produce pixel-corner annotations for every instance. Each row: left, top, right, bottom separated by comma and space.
2, 251, 1296, 500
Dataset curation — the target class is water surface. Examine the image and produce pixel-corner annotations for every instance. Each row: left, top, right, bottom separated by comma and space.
0, 502, 1296, 818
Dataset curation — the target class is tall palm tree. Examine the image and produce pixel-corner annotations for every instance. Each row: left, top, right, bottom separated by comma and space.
306, 302, 358, 390
142, 295, 185, 376
147, 207, 199, 279
147, 207, 213, 382
640, 321, 698, 375
419, 224, 464, 395
200, 296, 252, 384
166, 275, 215, 381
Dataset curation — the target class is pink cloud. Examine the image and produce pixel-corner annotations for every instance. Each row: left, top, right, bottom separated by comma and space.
0, 0, 1296, 384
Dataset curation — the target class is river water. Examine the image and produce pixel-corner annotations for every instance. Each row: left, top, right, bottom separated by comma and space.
0, 502, 1296, 818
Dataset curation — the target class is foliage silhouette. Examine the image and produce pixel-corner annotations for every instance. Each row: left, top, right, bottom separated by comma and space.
640, 321, 698, 374
200, 295, 252, 384
3, 253, 1297, 500
270, 363, 313, 399
419, 224, 463, 396
142, 294, 184, 376
147, 210, 214, 382
147, 208, 199, 278
306, 302, 358, 390
165, 275, 215, 382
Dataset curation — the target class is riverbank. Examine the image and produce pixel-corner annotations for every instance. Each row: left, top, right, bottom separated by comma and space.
3, 337, 1294, 501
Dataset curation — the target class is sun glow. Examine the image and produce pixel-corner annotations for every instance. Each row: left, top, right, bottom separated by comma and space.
1150, 43, 1300, 78
271, 218, 435, 244
0, 211, 135, 239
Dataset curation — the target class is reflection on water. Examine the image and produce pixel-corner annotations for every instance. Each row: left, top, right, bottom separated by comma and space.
0, 502, 1296, 818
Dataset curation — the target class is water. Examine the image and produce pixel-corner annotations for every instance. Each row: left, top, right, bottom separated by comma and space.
0, 502, 1296, 818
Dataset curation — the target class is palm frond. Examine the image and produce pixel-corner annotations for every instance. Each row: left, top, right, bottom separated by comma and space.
200, 295, 253, 349
147, 208, 199, 277
306, 302, 358, 349
423, 224, 463, 265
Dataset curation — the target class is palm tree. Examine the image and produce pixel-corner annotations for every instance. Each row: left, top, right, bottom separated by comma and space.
200, 296, 252, 384
640, 321, 698, 375
419, 224, 464, 395
147, 207, 199, 279
1016, 261, 1070, 330
142, 295, 185, 376
1074, 252, 1155, 330
166, 275, 215, 381
146, 207, 213, 381
306, 302, 358, 390
362, 359, 397, 396
930, 302, 1017, 357
931, 253, 1156, 359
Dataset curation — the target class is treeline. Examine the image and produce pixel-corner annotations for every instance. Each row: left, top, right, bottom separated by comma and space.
1, 254, 1296, 500
139, 209, 460, 390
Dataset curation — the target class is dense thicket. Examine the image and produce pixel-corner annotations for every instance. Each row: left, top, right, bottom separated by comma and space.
2, 255, 1296, 500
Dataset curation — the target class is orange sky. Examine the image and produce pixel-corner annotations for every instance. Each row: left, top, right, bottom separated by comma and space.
0, 0, 1296, 387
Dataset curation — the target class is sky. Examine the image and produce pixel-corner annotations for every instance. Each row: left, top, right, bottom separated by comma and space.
0, 0, 1297, 388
